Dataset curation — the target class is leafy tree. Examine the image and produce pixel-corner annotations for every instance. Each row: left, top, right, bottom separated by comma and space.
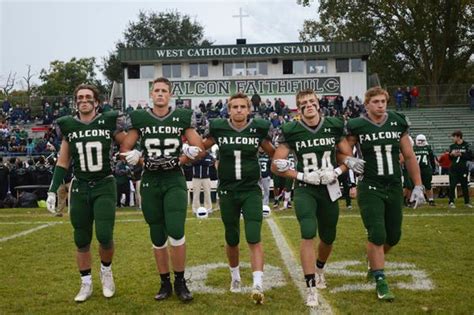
102, 10, 212, 84
299, 0, 473, 103
38, 57, 105, 96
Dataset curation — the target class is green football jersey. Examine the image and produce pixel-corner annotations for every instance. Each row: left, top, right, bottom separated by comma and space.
413, 144, 435, 171
57, 111, 123, 181
449, 141, 472, 172
129, 108, 193, 171
346, 111, 410, 186
279, 117, 344, 175
209, 118, 271, 191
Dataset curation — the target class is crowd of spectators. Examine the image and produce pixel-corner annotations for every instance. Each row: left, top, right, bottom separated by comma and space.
0, 155, 56, 207
394, 86, 419, 111
1, 92, 362, 159
172, 93, 365, 134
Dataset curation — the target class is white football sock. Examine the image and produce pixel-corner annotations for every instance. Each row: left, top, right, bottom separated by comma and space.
81, 274, 92, 285
230, 266, 240, 281
252, 271, 263, 287
101, 263, 112, 272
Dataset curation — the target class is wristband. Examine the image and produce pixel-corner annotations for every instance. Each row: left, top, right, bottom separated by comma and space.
49, 165, 67, 193
334, 167, 343, 176
296, 172, 305, 181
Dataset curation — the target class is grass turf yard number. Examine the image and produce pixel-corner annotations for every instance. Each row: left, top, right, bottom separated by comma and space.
325, 260, 435, 293
186, 262, 286, 294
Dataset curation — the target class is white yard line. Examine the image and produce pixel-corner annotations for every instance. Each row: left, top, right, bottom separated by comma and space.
0, 223, 57, 242
1, 212, 471, 225
266, 218, 332, 315
277, 212, 474, 220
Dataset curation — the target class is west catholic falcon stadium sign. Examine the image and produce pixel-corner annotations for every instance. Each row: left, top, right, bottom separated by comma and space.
168, 77, 340, 97
155, 43, 330, 59
120, 41, 371, 61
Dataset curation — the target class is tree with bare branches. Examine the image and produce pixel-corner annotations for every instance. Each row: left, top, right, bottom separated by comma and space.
0, 71, 17, 97
21, 65, 36, 98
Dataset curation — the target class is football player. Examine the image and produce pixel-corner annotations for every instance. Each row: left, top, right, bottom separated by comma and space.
413, 134, 436, 205
345, 87, 425, 301
258, 147, 272, 206
448, 130, 473, 208
47, 84, 127, 302
202, 92, 274, 304
271, 89, 363, 307
120, 77, 203, 302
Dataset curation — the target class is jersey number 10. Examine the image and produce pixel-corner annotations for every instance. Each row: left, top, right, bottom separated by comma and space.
76, 141, 103, 172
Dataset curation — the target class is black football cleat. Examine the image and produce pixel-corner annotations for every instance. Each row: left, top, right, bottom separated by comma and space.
154, 281, 172, 301
174, 278, 193, 302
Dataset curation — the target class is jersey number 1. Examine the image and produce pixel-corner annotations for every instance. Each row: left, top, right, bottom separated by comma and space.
234, 150, 242, 180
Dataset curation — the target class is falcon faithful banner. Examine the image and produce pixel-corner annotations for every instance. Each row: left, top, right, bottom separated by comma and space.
168, 77, 340, 97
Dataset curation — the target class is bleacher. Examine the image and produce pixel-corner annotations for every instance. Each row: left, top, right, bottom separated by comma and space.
401, 107, 474, 155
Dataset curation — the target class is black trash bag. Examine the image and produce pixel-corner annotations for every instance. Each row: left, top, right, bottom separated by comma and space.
3, 194, 18, 208
18, 192, 38, 208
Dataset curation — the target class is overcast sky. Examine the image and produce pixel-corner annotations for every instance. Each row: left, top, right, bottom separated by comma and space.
0, 0, 318, 88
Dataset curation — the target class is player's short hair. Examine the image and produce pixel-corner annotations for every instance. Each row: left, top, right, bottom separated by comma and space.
151, 77, 172, 92
452, 130, 463, 138
228, 92, 250, 109
74, 84, 100, 103
364, 86, 389, 104
296, 89, 319, 107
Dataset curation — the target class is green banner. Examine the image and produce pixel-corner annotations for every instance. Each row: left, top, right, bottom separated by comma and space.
168, 77, 340, 97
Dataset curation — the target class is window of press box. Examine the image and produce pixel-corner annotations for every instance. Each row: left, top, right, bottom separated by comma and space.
223, 62, 245, 76
282, 60, 304, 74
162, 63, 182, 78
306, 60, 328, 74
351, 58, 363, 72
190, 63, 209, 77
246, 62, 268, 76
140, 65, 154, 79
336, 59, 349, 73
127, 65, 140, 79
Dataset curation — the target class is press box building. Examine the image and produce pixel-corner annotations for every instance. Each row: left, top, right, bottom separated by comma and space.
118, 41, 371, 109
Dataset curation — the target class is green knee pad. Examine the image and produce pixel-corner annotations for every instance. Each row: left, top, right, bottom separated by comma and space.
366, 223, 387, 246
149, 224, 168, 247
298, 217, 317, 240
74, 228, 93, 249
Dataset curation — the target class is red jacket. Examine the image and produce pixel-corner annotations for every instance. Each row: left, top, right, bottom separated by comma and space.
438, 153, 451, 169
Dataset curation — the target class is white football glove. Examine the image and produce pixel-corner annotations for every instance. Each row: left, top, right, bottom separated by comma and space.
319, 168, 342, 185
274, 159, 292, 172
410, 185, 426, 209
120, 149, 142, 166
297, 171, 321, 185
46, 192, 56, 214
344, 156, 366, 174
183, 145, 202, 160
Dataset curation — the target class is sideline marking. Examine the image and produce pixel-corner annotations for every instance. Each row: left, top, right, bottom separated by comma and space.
266, 218, 332, 314
0, 223, 56, 242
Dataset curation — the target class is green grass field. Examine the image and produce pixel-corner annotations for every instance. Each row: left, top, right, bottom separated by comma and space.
1, 199, 473, 314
